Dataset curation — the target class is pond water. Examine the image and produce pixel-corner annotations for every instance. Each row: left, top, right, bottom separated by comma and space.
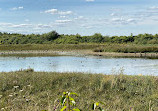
0, 56, 158, 76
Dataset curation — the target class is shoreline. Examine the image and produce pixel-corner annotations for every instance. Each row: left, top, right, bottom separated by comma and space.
1, 50, 158, 58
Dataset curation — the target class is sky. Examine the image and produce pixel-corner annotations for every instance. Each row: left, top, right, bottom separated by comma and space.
0, 0, 158, 36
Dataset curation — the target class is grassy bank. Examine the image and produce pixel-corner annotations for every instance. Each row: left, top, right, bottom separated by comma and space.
0, 70, 158, 110
93, 44, 158, 53
1, 44, 158, 53
2, 44, 158, 58
0, 44, 99, 51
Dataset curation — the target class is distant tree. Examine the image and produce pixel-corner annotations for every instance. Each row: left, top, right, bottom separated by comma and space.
0, 32, 2, 36
45, 31, 59, 41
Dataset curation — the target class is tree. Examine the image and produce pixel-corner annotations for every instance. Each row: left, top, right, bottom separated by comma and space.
45, 31, 59, 41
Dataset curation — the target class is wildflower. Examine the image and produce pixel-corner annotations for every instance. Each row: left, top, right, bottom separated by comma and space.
9, 94, 13, 97
23, 96, 26, 98
14, 86, 19, 89
27, 85, 31, 87
19, 89, 23, 92
26, 99, 29, 102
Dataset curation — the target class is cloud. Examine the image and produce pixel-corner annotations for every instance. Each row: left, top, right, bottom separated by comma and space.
44, 9, 73, 15
11, 6, 24, 11
59, 16, 66, 18
74, 16, 84, 20
86, 0, 95, 2
111, 17, 123, 22
11, 24, 32, 28
55, 19, 72, 23
110, 17, 136, 25
149, 6, 158, 10
36, 24, 52, 28
45, 9, 58, 14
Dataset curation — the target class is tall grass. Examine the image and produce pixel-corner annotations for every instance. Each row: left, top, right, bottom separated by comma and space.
0, 44, 101, 51
1, 44, 158, 53
0, 71, 157, 110
94, 44, 158, 53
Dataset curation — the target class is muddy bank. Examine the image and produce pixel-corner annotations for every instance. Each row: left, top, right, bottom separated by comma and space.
0, 50, 158, 58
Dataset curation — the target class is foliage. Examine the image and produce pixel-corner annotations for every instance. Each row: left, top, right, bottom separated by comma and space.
0, 71, 157, 110
1, 31, 158, 45
59, 92, 80, 111
92, 102, 105, 111
93, 44, 158, 53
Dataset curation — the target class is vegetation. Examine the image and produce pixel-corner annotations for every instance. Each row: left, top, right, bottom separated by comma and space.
1, 31, 158, 53
0, 70, 158, 110
1, 31, 158, 45
93, 44, 158, 53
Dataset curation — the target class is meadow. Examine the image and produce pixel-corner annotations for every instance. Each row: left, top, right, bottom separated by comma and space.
1, 31, 158, 110
0, 70, 157, 111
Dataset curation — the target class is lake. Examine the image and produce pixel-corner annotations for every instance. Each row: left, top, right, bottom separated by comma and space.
0, 56, 158, 76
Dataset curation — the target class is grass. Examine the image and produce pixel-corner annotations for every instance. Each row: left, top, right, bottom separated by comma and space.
0, 44, 100, 51
1, 44, 158, 53
0, 70, 157, 111
93, 44, 158, 53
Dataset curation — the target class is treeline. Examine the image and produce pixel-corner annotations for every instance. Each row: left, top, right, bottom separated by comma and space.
1, 31, 158, 44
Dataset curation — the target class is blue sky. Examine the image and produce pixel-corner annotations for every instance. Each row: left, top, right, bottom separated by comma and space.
0, 0, 158, 36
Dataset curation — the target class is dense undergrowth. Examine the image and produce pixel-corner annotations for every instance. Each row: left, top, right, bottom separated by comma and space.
2, 31, 158, 53
1, 31, 158, 45
0, 70, 157, 111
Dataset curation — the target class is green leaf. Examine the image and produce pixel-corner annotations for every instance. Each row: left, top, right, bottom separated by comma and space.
70, 92, 78, 96
63, 92, 66, 94
72, 108, 80, 111
60, 106, 67, 111
61, 97, 66, 105
69, 97, 75, 102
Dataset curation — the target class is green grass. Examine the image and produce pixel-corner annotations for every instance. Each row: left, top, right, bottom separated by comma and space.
0, 70, 157, 111
0, 44, 101, 51
1, 44, 158, 53
93, 44, 158, 53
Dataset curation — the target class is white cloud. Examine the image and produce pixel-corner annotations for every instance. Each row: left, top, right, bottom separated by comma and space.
111, 18, 123, 22
36, 24, 52, 28
126, 19, 135, 22
149, 6, 158, 10
0, 22, 54, 31
59, 16, 66, 18
110, 17, 136, 25
86, 0, 95, 2
11, 24, 32, 28
110, 13, 118, 16
44, 9, 73, 15
55, 19, 72, 23
11, 6, 24, 11
74, 16, 84, 20
45, 9, 58, 14
59, 11, 72, 15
